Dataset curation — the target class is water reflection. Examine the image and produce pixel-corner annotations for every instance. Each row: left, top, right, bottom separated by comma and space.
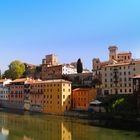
0, 112, 139, 140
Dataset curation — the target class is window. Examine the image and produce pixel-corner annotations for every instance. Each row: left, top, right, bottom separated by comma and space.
63, 95, 65, 99
124, 78, 127, 81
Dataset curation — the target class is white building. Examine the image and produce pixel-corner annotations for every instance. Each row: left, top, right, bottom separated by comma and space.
62, 64, 77, 75
0, 79, 12, 107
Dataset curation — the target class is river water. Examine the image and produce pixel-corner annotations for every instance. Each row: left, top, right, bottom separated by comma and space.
0, 111, 139, 140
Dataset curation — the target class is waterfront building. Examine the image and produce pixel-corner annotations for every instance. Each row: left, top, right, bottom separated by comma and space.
29, 80, 44, 112
29, 79, 72, 114
92, 46, 140, 95
133, 75, 140, 111
0, 79, 12, 107
43, 79, 71, 114
72, 88, 96, 110
24, 79, 41, 111
8, 78, 33, 110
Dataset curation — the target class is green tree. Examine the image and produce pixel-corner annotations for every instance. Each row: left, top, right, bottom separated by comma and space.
3, 60, 25, 80
77, 58, 83, 73
34, 65, 42, 79
2, 70, 12, 79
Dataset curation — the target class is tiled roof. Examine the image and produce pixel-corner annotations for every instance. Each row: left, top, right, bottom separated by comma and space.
133, 75, 140, 79
0, 79, 11, 83
118, 52, 132, 55
24, 63, 36, 67
30, 79, 71, 84
73, 88, 94, 91
104, 62, 130, 67
0, 79, 6, 83
11, 78, 27, 83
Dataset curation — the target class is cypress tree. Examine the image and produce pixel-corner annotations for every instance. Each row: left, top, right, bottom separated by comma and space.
77, 58, 83, 73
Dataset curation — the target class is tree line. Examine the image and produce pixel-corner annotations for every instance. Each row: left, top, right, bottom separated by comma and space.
1, 58, 84, 80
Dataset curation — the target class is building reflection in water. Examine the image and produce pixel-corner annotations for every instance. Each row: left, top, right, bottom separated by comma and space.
0, 112, 139, 140
0, 112, 72, 140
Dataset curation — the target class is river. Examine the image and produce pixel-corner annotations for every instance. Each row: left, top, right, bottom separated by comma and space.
0, 111, 139, 140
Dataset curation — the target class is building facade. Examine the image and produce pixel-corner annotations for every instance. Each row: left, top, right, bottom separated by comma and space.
27, 79, 72, 114
92, 46, 140, 95
42, 54, 59, 66
42, 80, 71, 114
0, 79, 12, 107
72, 88, 96, 110
8, 78, 33, 110
42, 64, 77, 80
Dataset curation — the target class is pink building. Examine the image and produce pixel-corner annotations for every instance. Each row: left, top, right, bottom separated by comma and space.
8, 78, 33, 110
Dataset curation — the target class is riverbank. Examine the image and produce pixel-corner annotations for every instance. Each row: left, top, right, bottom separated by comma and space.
64, 110, 140, 131
1, 108, 140, 131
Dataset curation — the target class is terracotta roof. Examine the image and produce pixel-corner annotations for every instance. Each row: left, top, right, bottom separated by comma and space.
0, 79, 11, 83
118, 52, 132, 55
73, 88, 94, 91
103, 62, 130, 67
133, 75, 140, 79
24, 63, 36, 67
25, 79, 42, 84
46, 64, 62, 68
30, 79, 71, 84
0, 79, 6, 83
11, 78, 34, 83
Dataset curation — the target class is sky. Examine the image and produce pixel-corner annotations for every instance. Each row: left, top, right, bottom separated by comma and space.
0, 0, 140, 72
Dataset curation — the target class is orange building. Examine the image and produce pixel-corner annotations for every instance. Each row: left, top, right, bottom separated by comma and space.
72, 88, 96, 110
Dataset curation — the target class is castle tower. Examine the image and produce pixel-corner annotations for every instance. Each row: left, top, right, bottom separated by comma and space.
42, 54, 59, 66
108, 46, 118, 62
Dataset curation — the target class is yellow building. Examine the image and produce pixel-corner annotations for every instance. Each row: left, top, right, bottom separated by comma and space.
43, 80, 71, 114
30, 79, 72, 114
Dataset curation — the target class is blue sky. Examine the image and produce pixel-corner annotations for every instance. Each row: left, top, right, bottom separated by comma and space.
0, 0, 140, 72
